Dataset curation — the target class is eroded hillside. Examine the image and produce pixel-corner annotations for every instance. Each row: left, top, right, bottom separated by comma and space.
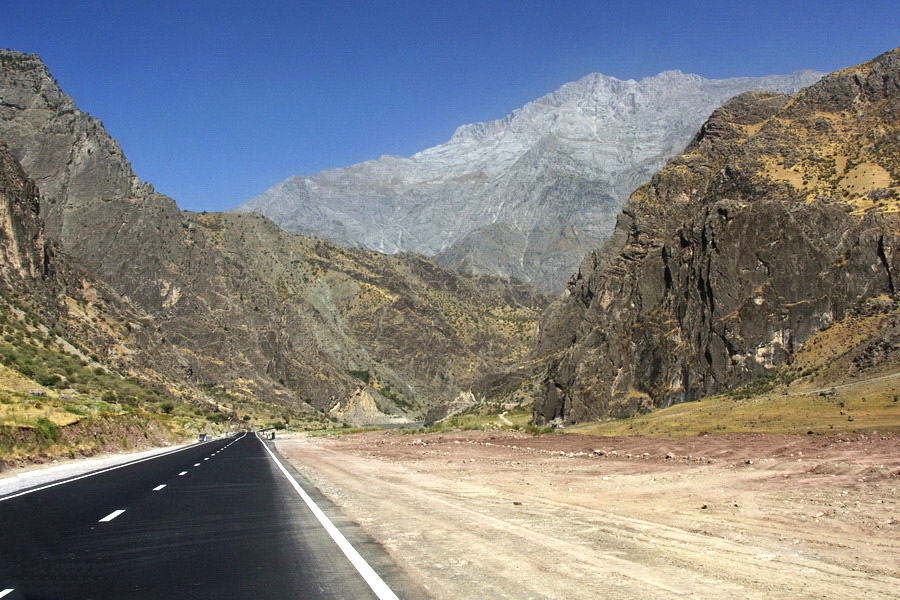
0, 50, 547, 423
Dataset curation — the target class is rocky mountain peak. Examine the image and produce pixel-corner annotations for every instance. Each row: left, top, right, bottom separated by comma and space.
239, 67, 823, 292
0, 50, 153, 243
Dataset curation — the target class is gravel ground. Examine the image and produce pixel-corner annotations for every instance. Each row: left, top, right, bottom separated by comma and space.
277, 429, 900, 599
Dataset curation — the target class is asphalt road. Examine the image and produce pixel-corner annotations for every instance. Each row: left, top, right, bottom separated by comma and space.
0, 433, 403, 599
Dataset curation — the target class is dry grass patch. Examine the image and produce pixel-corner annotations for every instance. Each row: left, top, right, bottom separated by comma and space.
0, 395, 82, 428
0, 364, 52, 396
566, 387, 900, 438
839, 162, 892, 195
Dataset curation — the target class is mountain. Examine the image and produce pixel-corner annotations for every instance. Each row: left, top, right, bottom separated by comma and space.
237, 69, 823, 292
0, 50, 548, 425
0, 140, 245, 465
531, 48, 900, 424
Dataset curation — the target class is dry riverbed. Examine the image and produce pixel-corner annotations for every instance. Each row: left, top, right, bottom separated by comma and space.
277, 429, 900, 599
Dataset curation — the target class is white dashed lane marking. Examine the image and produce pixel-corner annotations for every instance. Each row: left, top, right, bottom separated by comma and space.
194, 463, 200, 467
178, 471, 188, 476
99, 509, 126, 522
204, 458, 209, 461
152, 485, 166, 491
0, 438, 219, 503
0, 589, 15, 598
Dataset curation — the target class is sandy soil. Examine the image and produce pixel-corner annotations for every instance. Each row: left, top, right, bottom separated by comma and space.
277, 429, 900, 599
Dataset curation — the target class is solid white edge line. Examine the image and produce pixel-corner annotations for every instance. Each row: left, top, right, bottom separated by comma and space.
0, 436, 236, 503
152, 484, 166, 491
0, 589, 14, 598
99, 509, 126, 522
256, 433, 399, 600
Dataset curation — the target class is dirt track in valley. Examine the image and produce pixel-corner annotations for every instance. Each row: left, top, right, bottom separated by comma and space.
277, 429, 900, 599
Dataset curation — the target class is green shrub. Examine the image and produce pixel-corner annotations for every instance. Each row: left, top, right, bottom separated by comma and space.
348, 369, 372, 384
524, 424, 553, 435
723, 375, 777, 400
34, 417, 59, 442
36, 373, 61, 387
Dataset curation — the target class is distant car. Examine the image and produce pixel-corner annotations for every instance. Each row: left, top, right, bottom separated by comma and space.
198, 433, 208, 441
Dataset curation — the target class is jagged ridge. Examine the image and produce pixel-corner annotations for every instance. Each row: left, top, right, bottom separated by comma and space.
238, 68, 822, 292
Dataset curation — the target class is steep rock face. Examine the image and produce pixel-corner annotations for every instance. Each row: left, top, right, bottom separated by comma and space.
238, 69, 822, 292
534, 49, 900, 424
0, 50, 547, 418
0, 52, 152, 242
0, 142, 47, 281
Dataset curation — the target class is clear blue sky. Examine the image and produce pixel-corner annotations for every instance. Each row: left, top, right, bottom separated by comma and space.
3, 1, 898, 211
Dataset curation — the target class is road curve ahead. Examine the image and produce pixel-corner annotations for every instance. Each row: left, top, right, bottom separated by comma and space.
0, 433, 401, 599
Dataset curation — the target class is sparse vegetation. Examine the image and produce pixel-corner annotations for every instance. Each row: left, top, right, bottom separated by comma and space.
307, 425, 383, 437
33, 417, 59, 444
566, 384, 900, 437
0, 293, 238, 466
348, 369, 372, 384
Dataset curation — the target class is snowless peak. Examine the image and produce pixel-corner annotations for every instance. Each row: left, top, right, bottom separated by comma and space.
648, 69, 688, 80
238, 67, 825, 293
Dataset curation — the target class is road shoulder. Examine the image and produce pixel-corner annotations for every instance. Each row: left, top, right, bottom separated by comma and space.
265, 434, 431, 600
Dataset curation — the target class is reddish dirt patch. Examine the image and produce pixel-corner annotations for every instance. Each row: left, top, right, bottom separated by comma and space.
278, 430, 900, 599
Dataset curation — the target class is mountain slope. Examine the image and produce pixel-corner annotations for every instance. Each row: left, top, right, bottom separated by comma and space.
0, 50, 547, 422
0, 141, 248, 465
532, 48, 900, 424
238, 69, 822, 292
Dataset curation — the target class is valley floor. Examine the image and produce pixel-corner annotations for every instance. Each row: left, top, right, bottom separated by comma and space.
277, 429, 899, 599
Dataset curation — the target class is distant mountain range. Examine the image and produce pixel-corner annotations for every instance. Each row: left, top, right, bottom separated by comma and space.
238, 69, 823, 292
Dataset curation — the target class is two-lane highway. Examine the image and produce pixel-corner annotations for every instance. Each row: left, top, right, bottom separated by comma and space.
0, 433, 400, 599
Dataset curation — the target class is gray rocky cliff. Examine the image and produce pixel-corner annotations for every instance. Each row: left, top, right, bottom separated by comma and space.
533, 49, 900, 424
0, 52, 153, 242
238, 69, 823, 292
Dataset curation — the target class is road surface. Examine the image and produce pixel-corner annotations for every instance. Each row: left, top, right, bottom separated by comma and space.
0, 433, 409, 599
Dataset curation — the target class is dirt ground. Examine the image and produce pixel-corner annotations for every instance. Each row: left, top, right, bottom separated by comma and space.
277, 429, 900, 599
